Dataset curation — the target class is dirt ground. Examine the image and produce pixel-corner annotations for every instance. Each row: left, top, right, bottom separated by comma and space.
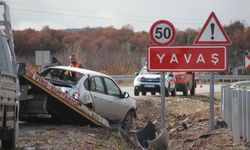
16, 94, 249, 150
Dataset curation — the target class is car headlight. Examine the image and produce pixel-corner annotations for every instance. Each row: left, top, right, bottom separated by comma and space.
135, 77, 141, 82
140, 77, 145, 82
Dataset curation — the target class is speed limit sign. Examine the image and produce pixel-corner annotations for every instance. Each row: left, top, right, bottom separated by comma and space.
150, 20, 176, 46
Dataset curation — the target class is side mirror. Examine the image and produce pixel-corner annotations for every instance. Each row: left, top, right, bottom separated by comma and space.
134, 72, 139, 76
17, 63, 26, 75
123, 92, 129, 98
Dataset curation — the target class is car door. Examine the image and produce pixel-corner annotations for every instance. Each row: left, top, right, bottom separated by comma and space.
89, 76, 111, 119
102, 77, 128, 121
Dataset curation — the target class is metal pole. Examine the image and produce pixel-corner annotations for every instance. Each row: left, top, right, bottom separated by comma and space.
209, 72, 215, 131
160, 72, 166, 129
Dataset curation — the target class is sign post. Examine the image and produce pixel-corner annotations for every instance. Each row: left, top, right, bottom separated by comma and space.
209, 72, 215, 131
149, 20, 176, 129
193, 12, 231, 131
160, 72, 166, 128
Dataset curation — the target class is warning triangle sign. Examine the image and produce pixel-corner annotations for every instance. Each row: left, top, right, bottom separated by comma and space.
194, 12, 231, 45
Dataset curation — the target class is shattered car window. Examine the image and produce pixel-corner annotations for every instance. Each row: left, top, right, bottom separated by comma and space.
40, 68, 84, 85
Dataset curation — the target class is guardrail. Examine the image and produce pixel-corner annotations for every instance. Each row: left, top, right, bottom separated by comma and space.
111, 75, 250, 82
221, 81, 250, 144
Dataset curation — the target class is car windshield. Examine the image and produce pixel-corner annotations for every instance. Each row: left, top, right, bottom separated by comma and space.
140, 68, 160, 75
40, 68, 84, 85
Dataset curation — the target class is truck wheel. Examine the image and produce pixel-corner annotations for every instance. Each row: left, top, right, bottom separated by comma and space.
2, 104, 18, 150
122, 111, 134, 132
134, 88, 139, 96
151, 92, 156, 95
171, 89, 176, 96
142, 92, 146, 96
183, 89, 188, 96
165, 88, 169, 97
2, 129, 16, 149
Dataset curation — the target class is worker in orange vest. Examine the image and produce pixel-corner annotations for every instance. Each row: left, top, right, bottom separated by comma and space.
69, 54, 83, 68
68, 54, 83, 79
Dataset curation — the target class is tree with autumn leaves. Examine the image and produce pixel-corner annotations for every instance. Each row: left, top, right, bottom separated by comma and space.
13, 21, 250, 75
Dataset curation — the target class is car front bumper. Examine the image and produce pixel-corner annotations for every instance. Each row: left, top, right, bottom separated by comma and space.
175, 83, 187, 92
134, 84, 161, 92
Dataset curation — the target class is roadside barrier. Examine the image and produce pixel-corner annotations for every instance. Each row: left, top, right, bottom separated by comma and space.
221, 81, 250, 144
112, 75, 250, 83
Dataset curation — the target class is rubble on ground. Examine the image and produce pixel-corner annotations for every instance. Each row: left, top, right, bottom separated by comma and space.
17, 95, 249, 150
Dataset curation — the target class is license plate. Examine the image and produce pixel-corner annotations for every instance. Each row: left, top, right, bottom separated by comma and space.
144, 84, 155, 88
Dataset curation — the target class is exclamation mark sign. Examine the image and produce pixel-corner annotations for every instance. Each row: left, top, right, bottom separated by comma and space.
210, 23, 215, 40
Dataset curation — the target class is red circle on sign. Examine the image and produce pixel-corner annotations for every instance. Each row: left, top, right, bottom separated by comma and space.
150, 20, 176, 46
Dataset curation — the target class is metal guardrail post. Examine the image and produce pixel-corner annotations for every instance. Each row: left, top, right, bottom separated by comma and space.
221, 82, 250, 144
239, 90, 243, 138
221, 86, 225, 121
247, 91, 250, 142
228, 88, 233, 130
224, 87, 228, 125
232, 89, 240, 144
242, 90, 247, 139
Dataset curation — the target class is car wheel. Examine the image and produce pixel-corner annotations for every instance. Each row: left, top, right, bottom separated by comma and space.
165, 88, 169, 97
151, 92, 156, 95
190, 82, 196, 96
134, 88, 139, 96
142, 92, 146, 96
183, 89, 188, 96
122, 111, 134, 132
171, 88, 176, 96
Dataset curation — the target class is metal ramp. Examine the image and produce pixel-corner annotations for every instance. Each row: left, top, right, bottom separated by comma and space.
18, 65, 110, 127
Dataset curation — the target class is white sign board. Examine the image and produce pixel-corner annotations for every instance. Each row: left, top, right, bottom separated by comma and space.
35, 51, 50, 66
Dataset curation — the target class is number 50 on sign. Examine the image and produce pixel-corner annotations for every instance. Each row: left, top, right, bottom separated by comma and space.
150, 20, 176, 46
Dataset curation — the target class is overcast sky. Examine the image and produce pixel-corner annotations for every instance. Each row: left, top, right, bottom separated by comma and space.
4, 0, 250, 32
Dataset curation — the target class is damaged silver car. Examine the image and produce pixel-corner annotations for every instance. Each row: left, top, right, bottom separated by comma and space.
20, 66, 136, 131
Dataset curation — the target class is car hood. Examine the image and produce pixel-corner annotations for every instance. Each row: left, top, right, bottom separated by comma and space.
137, 74, 171, 79
138, 74, 160, 78
56, 86, 72, 94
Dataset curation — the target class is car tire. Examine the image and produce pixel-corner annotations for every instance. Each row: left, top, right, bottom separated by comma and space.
183, 89, 188, 96
142, 92, 146, 96
151, 92, 156, 95
122, 111, 134, 132
171, 88, 176, 96
165, 88, 169, 97
134, 88, 139, 96
190, 82, 196, 96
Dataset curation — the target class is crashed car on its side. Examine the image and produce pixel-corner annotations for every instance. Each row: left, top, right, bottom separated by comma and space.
19, 66, 136, 130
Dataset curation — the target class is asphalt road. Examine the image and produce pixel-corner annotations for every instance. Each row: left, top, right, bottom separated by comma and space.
121, 84, 224, 97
